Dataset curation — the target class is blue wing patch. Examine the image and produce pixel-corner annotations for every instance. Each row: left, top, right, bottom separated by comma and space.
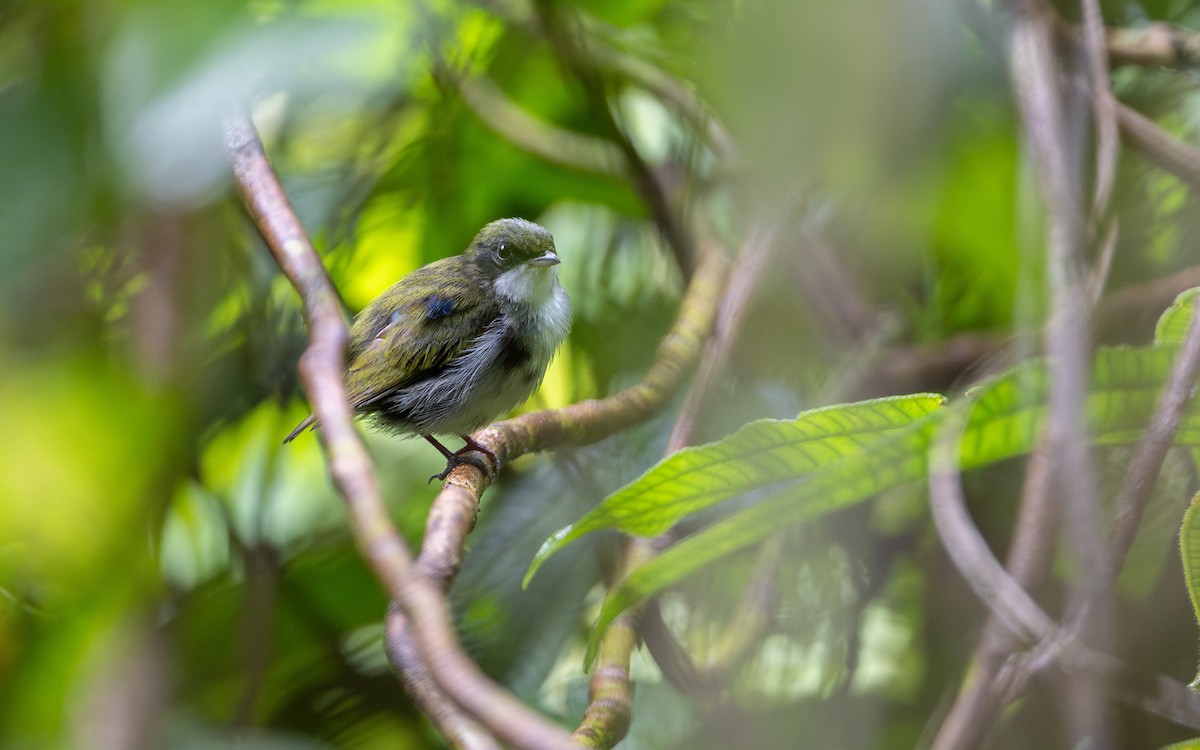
424, 295, 456, 320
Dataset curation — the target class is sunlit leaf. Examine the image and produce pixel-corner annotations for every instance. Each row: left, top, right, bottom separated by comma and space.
583, 409, 942, 664
582, 345, 1200, 663
1156, 287, 1200, 346
525, 394, 947, 586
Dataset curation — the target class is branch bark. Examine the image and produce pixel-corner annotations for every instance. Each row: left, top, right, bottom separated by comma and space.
384, 246, 729, 748
225, 111, 573, 750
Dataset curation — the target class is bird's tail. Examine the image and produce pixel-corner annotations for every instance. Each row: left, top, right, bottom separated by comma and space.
283, 415, 317, 444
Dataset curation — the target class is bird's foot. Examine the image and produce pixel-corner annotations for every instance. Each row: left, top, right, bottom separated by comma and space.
423, 434, 500, 483
428, 452, 492, 483
458, 434, 500, 476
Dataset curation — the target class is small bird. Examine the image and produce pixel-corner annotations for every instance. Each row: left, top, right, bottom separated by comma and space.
284, 218, 572, 480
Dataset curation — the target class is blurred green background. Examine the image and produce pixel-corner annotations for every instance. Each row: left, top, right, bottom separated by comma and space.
4, 0, 1200, 748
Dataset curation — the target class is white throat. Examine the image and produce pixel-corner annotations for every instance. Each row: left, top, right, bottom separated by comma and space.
494, 264, 559, 307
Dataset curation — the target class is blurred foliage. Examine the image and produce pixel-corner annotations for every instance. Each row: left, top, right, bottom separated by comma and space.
4, 0, 1200, 749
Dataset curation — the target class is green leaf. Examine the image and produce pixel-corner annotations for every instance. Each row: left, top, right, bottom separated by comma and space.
959, 345, 1198, 465
1155, 287, 1200, 345
524, 394, 947, 587
1180, 492, 1200, 690
584, 408, 943, 665
582, 345, 1200, 663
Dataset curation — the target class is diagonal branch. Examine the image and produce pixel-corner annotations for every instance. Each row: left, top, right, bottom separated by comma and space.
1116, 102, 1200, 189
225, 111, 573, 750
1105, 23, 1200, 68
456, 74, 625, 178
1101, 298, 1200, 584
928, 411, 1200, 740
384, 245, 729, 748
1080, 0, 1119, 217
533, 0, 695, 279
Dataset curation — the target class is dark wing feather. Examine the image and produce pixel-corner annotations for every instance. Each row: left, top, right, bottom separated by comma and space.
343, 264, 498, 411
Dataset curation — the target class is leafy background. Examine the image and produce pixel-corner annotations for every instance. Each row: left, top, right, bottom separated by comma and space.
4, 0, 1200, 748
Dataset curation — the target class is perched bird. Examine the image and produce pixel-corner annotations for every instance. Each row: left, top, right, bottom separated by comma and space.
284, 218, 572, 480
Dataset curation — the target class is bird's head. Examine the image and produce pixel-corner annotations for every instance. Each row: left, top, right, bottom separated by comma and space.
466, 218, 561, 306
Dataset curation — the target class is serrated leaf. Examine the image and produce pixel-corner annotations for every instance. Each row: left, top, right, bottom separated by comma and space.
1156, 287, 1200, 346
959, 346, 1197, 467
582, 345, 1200, 664
1180, 492, 1200, 690
584, 410, 942, 664
524, 394, 946, 586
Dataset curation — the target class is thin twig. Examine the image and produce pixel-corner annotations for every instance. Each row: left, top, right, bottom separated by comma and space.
1117, 102, 1200, 189
934, 3, 1109, 745
570, 211, 792, 743
1081, 0, 1119, 217
591, 44, 739, 165
929, 410, 1200, 736
1102, 298, 1200, 582
929, 413, 1060, 647
1010, 1, 1112, 740
643, 211, 793, 690
456, 74, 625, 178
534, 0, 695, 279
667, 208, 789, 451
1105, 23, 1200, 68
929, 435, 1064, 750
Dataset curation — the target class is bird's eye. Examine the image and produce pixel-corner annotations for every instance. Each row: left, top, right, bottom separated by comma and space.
496, 243, 512, 262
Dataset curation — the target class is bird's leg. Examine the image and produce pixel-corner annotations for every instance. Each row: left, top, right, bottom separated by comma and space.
457, 434, 500, 477
423, 434, 493, 483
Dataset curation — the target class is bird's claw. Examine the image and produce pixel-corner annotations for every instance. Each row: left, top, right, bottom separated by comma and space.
458, 435, 500, 476
427, 437, 500, 483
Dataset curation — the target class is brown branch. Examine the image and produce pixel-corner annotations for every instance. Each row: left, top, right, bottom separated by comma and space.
591, 45, 738, 165
1007, 0, 1107, 639
928, 412, 1200, 741
571, 613, 639, 747
382, 245, 728, 748
571, 585, 646, 747
1106, 23, 1200, 68
929, 415, 1061, 648
1116, 101, 1200, 188
1101, 296, 1200, 582
226, 112, 397, 590
456, 74, 625, 178
930, 435, 1065, 750
636, 212, 793, 694
569, 216, 790, 743
668, 208, 789, 451
483, 248, 728, 458
385, 602, 499, 750
1081, 0, 1119, 217
934, 2, 1109, 745
225, 112, 572, 750
533, 0, 696, 279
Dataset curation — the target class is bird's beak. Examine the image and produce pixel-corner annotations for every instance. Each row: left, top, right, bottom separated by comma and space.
528, 251, 560, 267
